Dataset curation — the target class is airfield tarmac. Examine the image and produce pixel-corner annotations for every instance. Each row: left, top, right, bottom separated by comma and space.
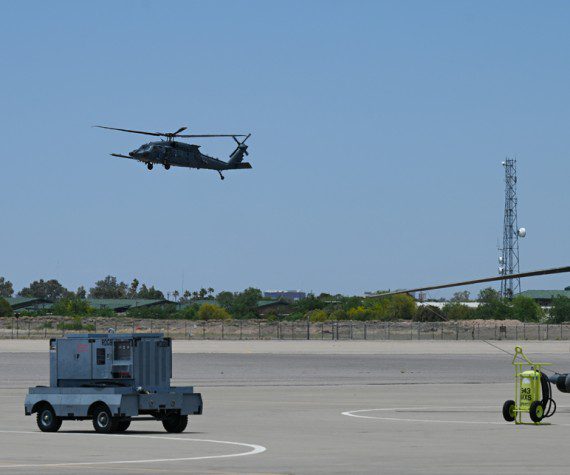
2, 340, 570, 474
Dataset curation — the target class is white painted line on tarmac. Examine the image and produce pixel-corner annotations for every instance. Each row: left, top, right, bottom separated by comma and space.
0, 431, 266, 468
342, 408, 506, 425
342, 405, 558, 425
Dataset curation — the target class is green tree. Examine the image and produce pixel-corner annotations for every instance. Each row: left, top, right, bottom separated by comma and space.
478, 287, 501, 304
511, 295, 542, 322
442, 302, 476, 320
75, 286, 87, 299
20, 279, 68, 301
179, 290, 193, 303
52, 297, 93, 316
450, 290, 470, 302
294, 294, 327, 313
231, 287, 263, 319
550, 296, 570, 323
476, 287, 512, 320
216, 291, 235, 309
89, 276, 128, 299
0, 277, 14, 298
386, 294, 416, 320
137, 284, 164, 299
0, 297, 13, 317
128, 279, 139, 298
188, 287, 216, 300
197, 303, 231, 320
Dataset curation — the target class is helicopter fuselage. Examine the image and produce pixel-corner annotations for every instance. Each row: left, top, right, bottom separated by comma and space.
129, 141, 238, 171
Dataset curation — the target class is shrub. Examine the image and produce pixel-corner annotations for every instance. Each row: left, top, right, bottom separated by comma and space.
414, 305, 443, 322
56, 316, 95, 331
347, 306, 372, 321
197, 303, 231, 321
308, 309, 328, 322
126, 305, 176, 320
174, 304, 201, 320
442, 302, 476, 320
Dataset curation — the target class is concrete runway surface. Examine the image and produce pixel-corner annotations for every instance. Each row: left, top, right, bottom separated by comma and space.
2, 340, 570, 474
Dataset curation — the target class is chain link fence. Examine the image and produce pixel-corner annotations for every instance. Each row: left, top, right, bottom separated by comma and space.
1, 317, 569, 340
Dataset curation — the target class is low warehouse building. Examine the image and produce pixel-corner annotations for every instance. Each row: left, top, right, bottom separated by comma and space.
6, 297, 51, 313
518, 289, 570, 306
86, 298, 175, 313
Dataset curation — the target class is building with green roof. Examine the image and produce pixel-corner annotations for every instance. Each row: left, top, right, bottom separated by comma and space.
519, 289, 570, 306
5, 297, 51, 312
86, 298, 174, 313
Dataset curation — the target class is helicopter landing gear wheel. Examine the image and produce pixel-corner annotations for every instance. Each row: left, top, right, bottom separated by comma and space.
164, 163, 171, 170
147, 163, 153, 170
218, 171, 225, 180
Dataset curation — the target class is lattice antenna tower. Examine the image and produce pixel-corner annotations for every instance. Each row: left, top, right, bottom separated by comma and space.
498, 158, 525, 298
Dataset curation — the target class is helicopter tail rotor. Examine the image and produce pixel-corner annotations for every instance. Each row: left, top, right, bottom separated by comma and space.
228, 134, 251, 165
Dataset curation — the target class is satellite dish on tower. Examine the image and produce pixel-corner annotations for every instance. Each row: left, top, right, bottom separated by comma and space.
517, 227, 526, 238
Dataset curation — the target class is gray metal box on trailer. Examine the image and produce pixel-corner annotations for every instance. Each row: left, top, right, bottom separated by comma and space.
25, 333, 202, 434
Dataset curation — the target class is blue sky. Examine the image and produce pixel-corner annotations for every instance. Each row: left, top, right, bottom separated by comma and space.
1, 1, 569, 297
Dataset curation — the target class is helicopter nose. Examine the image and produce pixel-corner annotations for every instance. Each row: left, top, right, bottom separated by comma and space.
129, 150, 137, 157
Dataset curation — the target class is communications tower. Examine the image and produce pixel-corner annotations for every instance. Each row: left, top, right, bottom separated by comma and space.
498, 158, 525, 298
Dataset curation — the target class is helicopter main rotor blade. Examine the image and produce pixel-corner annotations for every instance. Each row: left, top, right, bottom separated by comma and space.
177, 134, 247, 138
95, 126, 246, 139
171, 127, 187, 136
367, 265, 570, 298
94, 125, 165, 137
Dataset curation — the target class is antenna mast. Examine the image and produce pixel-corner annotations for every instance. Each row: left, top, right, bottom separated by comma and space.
499, 158, 525, 298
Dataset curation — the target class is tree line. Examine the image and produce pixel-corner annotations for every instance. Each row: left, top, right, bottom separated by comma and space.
0, 275, 216, 302
0, 275, 569, 322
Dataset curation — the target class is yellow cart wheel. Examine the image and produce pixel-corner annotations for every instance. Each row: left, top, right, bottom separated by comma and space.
529, 401, 544, 423
502, 400, 516, 422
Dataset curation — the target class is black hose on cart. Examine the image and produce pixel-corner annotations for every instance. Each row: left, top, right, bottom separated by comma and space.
540, 371, 557, 418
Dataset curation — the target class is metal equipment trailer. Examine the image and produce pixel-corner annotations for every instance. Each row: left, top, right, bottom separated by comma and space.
25, 333, 202, 433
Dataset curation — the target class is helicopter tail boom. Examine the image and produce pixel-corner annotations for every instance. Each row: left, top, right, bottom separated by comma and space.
232, 162, 252, 169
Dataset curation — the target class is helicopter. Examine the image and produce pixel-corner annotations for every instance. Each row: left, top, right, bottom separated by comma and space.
95, 125, 252, 180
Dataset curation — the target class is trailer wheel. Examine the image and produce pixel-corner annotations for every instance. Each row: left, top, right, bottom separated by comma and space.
162, 414, 188, 433
529, 401, 544, 423
502, 400, 516, 422
116, 420, 131, 432
92, 405, 118, 433
36, 405, 62, 432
